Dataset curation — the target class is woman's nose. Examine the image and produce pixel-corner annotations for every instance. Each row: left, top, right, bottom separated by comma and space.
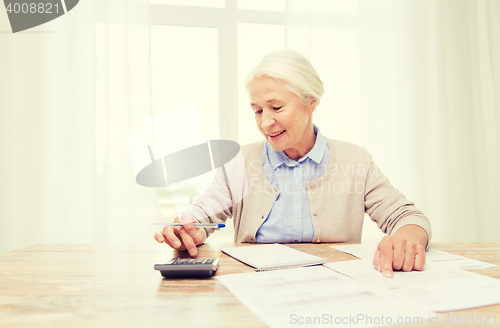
261, 111, 275, 129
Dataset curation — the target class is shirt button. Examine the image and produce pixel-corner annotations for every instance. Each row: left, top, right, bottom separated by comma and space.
295, 187, 299, 191
295, 215, 299, 219
295, 164, 299, 167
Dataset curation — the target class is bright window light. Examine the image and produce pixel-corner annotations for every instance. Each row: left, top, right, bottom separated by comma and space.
151, 25, 219, 140
238, 0, 285, 12
151, 25, 219, 218
150, 0, 225, 8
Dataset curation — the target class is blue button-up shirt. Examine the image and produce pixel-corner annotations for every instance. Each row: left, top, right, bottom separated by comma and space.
255, 126, 330, 243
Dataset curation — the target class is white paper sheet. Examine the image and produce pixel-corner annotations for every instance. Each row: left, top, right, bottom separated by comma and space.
330, 244, 497, 270
331, 244, 378, 260
326, 259, 500, 312
425, 248, 497, 269
217, 266, 434, 328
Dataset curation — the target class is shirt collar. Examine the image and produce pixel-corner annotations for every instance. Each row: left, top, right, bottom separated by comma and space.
266, 125, 326, 169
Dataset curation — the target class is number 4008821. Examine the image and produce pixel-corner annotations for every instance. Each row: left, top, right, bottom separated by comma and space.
6, 2, 60, 14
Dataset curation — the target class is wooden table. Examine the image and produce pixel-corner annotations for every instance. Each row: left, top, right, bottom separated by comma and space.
1, 243, 500, 327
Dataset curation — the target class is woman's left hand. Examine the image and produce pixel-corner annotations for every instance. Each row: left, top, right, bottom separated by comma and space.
373, 225, 428, 278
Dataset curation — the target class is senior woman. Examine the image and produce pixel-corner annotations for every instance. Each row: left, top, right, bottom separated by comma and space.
155, 50, 431, 278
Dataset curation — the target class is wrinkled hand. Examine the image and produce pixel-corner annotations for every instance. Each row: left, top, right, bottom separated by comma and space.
373, 235, 426, 278
154, 213, 205, 256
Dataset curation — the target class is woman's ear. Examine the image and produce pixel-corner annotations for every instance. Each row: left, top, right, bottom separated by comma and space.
307, 97, 317, 114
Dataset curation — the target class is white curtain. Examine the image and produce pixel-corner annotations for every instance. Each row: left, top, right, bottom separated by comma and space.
285, 0, 500, 242
1, 1, 498, 253
0, 0, 157, 253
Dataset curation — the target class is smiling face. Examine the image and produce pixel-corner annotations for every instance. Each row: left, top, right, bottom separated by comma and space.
248, 76, 317, 161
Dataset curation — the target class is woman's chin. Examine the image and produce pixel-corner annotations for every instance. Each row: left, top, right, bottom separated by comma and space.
267, 141, 286, 153
267, 131, 287, 148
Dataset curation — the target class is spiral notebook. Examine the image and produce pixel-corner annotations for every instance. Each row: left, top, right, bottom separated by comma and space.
221, 244, 326, 271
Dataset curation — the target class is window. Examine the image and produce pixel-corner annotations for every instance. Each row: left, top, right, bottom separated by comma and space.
151, 25, 219, 219
237, 0, 285, 12
150, 1, 285, 239
150, 0, 225, 8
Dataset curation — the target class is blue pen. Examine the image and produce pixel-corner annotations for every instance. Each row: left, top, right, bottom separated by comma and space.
170, 223, 225, 228
148, 223, 225, 228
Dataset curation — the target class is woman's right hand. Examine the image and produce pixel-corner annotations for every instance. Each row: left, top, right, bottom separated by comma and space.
154, 213, 205, 256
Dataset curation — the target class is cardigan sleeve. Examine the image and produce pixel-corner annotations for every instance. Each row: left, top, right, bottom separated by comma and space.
363, 150, 432, 245
182, 150, 247, 240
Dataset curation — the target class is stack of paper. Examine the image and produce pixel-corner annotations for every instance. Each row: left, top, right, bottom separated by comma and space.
325, 259, 500, 312
217, 244, 500, 328
218, 266, 434, 328
327, 244, 500, 312
330, 244, 497, 270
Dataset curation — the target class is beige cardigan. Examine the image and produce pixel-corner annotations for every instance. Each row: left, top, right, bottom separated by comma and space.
184, 138, 431, 244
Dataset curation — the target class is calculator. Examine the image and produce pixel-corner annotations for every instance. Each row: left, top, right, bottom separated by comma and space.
154, 257, 219, 278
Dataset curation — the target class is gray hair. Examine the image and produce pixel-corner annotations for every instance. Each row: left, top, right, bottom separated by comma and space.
245, 50, 324, 106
